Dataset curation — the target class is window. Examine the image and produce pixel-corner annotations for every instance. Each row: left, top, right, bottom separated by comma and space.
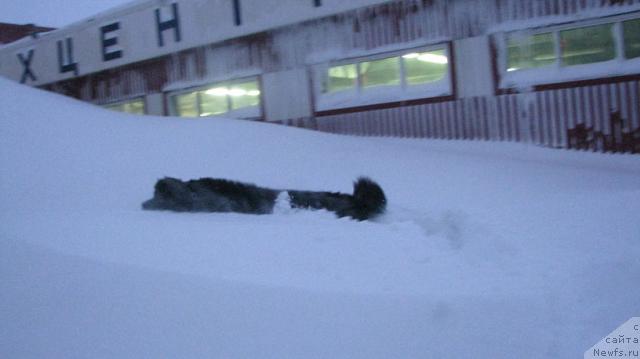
326, 64, 357, 93
322, 46, 450, 94
560, 24, 615, 66
505, 16, 640, 75
403, 49, 449, 84
103, 98, 145, 114
317, 46, 451, 110
229, 80, 260, 110
623, 18, 640, 59
173, 91, 198, 117
200, 86, 228, 116
506, 32, 555, 71
170, 77, 261, 118
360, 57, 400, 88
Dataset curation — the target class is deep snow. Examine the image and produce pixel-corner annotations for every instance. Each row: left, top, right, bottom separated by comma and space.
1, 77, 639, 358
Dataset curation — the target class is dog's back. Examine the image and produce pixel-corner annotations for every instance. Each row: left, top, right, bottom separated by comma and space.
187, 178, 279, 214
142, 176, 386, 220
142, 177, 279, 214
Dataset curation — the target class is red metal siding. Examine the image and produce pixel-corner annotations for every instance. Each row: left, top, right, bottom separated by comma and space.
315, 79, 640, 151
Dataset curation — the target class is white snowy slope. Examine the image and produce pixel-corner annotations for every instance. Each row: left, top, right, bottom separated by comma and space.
1, 77, 639, 358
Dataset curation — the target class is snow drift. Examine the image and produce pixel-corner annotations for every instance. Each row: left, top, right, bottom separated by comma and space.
1, 77, 639, 358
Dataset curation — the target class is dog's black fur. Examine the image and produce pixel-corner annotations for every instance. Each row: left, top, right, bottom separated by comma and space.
142, 177, 386, 221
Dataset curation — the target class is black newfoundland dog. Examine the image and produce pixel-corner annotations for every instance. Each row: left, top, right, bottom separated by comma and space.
142, 177, 387, 221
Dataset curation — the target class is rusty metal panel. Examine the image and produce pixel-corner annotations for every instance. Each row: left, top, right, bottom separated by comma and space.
312, 79, 640, 151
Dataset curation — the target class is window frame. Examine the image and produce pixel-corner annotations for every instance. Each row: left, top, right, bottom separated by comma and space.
314, 42, 454, 112
497, 11, 640, 90
167, 76, 262, 119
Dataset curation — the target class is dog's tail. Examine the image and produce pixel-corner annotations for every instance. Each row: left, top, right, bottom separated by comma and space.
343, 177, 387, 220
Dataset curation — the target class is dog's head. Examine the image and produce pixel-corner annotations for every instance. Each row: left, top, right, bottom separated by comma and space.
142, 177, 193, 211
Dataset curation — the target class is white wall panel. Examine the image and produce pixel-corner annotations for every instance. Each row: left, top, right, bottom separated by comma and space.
145, 93, 165, 116
454, 36, 494, 98
262, 69, 312, 121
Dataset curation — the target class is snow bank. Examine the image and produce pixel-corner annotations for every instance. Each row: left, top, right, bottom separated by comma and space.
1, 77, 639, 358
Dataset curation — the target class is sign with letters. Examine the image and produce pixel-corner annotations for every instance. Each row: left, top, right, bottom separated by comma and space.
0, 0, 390, 86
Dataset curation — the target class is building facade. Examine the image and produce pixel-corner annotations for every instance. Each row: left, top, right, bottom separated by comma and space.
1, 0, 639, 152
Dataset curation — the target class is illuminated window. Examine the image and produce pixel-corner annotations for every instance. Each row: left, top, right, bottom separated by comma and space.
173, 91, 198, 117
170, 77, 261, 118
229, 80, 260, 110
321, 46, 450, 105
326, 64, 357, 93
200, 85, 229, 116
317, 46, 451, 110
506, 32, 555, 71
360, 57, 400, 88
122, 100, 145, 114
505, 17, 640, 75
403, 49, 449, 85
623, 18, 640, 59
103, 98, 145, 114
560, 24, 615, 66
103, 103, 123, 112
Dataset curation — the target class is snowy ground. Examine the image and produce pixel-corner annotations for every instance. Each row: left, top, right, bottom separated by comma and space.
1, 77, 639, 358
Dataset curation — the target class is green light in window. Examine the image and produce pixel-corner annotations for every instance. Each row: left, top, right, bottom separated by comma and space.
173, 92, 199, 117
229, 81, 260, 110
326, 64, 357, 93
506, 32, 555, 71
403, 49, 448, 85
359, 57, 400, 88
560, 24, 615, 66
623, 18, 640, 59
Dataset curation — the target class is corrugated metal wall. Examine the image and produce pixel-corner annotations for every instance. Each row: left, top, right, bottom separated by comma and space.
310, 79, 640, 149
